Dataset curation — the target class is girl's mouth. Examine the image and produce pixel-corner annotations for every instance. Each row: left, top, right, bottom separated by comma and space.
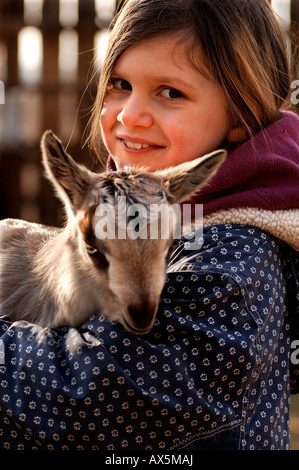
118, 137, 164, 153
123, 139, 150, 150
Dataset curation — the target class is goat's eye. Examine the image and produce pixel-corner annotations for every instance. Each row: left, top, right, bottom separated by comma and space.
157, 190, 165, 200
85, 244, 98, 257
84, 243, 109, 268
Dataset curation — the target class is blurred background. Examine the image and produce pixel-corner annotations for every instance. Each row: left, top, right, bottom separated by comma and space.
0, 0, 126, 226
0, 0, 299, 450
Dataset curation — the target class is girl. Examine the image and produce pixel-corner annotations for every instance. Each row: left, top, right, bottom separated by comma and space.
0, 0, 299, 450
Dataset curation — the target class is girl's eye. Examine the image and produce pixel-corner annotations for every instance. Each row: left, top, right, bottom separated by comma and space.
110, 78, 132, 91
161, 87, 184, 100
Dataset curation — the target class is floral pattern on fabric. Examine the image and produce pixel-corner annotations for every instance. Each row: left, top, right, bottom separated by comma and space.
0, 225, 291, 450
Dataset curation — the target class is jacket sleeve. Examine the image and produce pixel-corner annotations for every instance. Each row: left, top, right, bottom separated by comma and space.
0, 224, 291, 450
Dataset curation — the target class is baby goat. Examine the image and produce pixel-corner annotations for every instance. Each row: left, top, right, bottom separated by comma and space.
0, 131, 226, 334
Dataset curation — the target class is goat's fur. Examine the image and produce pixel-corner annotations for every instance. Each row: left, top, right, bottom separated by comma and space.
0, 131, 226, 334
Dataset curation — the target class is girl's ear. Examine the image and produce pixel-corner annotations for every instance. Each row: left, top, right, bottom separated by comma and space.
226, 124, 248, 143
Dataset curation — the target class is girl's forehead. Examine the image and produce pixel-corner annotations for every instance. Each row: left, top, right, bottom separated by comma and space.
117, 34, 186, 61
113, 33, 209, 79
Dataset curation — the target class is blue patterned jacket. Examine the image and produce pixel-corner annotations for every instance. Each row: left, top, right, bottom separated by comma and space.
0, 224, 298, 450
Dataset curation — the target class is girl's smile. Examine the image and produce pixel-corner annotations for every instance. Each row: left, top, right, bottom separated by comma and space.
100, 34, 231, 171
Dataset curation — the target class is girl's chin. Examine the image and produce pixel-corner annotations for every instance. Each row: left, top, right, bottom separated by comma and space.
115, 150, 166, 171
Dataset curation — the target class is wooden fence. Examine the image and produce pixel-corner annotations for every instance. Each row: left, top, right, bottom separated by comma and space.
0, 0, 119, 226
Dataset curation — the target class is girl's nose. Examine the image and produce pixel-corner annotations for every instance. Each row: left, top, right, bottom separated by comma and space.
117, 94, 154, 128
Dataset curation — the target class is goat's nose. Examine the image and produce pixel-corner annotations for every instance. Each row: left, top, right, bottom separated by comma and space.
127, 301, 158, 331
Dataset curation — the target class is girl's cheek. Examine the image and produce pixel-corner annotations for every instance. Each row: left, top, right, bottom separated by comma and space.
99, 109, 114, 152
100, 105, 113, 133
101, 99, 121, 129
100, 103, 110, 124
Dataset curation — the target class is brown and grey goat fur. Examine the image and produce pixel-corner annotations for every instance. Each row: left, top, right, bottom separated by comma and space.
0, 131, 226, 334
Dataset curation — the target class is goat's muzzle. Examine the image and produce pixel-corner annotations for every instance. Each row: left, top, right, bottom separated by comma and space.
124, 300, 158, 335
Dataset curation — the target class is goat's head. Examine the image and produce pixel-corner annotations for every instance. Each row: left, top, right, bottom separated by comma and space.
41, 131, 227, 334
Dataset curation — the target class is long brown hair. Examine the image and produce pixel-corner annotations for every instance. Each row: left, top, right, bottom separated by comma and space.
89, 0, 293, 160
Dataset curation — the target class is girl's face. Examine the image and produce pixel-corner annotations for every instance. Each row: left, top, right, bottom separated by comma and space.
100, 34, 231, 171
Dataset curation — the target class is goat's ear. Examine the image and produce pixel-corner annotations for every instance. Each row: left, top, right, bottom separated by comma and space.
158, 149, 227, 203
41, 130, 93, 212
